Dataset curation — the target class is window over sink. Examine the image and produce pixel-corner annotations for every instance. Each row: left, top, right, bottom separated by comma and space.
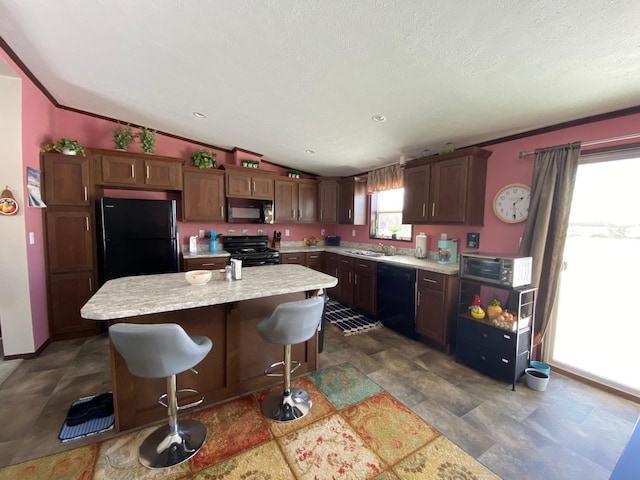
369, 188, 412, 241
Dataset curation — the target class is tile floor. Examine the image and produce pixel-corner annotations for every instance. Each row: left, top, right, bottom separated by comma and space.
0, 325, 638, 479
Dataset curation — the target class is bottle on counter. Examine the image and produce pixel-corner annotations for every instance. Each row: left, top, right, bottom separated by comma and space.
210, 230, 218, 252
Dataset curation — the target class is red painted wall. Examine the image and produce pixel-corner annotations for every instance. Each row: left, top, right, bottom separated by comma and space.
3, 41, 640, 352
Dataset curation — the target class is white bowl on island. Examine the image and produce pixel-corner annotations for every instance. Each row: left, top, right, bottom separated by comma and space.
185, 270, 212, 285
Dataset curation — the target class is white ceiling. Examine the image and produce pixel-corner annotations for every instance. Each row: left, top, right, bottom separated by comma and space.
1, 1, 639, 176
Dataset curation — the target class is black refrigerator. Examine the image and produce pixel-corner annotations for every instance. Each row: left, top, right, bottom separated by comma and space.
98, 197, 179, 282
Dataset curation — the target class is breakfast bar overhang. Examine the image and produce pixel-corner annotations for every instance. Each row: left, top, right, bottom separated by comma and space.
81, 264, 338, 432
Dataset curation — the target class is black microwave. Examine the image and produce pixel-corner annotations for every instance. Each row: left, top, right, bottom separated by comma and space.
226, 198, 274, 224
460, 253, 533, 287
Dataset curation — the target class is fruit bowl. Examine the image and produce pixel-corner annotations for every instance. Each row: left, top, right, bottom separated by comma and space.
185, 270, 212, 286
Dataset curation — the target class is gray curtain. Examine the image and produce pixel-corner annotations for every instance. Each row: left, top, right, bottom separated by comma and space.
518, 142, 581, 347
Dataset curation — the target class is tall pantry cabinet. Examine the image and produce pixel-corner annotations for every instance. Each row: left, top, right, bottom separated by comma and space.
41, 153, 100, 340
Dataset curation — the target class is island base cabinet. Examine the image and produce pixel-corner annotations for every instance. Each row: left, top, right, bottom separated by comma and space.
110, 292, 315, 432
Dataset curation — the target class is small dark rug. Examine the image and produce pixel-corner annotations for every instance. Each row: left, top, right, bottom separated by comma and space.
58, 393, 114, 442
325, 299, 382, 336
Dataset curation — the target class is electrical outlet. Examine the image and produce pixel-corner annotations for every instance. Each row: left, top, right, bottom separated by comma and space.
199, 230, 205, 238
352, 229, 356, 237
29, 232, 35, 245
321, 228, 325, 235
285, 229, 290, 237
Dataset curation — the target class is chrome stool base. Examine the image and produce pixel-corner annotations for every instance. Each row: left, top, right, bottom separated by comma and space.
261, 387, 312, 422
139, 419, 207, 469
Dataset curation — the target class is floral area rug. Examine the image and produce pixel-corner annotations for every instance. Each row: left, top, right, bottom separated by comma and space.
0, 363, 500, 480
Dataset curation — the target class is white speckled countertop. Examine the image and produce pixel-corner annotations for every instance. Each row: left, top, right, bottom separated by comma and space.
279, 245, 459, 275
183, 244, 459, 275
81, 264, 338, 321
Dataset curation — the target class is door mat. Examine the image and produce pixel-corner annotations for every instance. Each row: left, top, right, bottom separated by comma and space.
58, 393, 115, 442
325, 300, 382, 336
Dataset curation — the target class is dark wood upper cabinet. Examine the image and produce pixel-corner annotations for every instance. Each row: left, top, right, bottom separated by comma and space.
182, 167, 226, 222
224, 165, 275, 200
402, 147, 491, 225
92, 149, 184, 191
42, 153, 91, 206
337, 177, 366, 225
274, 178, 317, 223
318, 179, 338, 223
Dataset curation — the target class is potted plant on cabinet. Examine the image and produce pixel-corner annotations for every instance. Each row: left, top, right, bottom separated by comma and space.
112, 123, 135, 151
41, 137, 86, 156
191, 149, 217, 169
287, 169, 301, 178
137, 126, 157, 154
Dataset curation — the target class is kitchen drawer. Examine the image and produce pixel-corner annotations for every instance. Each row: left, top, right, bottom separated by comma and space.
353, 258, 375, 273
418, 270, 446, 292
457, 315, 519, 356
280, 253, 305, 264
183, 257, 228, 271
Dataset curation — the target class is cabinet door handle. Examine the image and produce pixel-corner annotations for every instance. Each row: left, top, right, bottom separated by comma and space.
354, 273, 358, 285
417, 290, 421, 305
422, 203, 426, 217
503, 334, 511, 340
146, 165, 150, 179
423, 277, 437, 284
220, 206, 224, 217
432, 203, 435, 216
88, 277, 92, 291
252, 180, 256, 193
201, 263, 216, 267
349, 272, 352, 283
85, 216, 90, 231
501, 358, 509, 364
348, 208, 352, 219
83, 186, 88, 201
131, 164, 135, 178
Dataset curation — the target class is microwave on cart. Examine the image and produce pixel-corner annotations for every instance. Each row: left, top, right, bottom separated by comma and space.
460, 253, 533, 288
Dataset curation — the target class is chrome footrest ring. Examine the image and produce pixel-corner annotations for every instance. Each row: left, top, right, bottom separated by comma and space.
158, 388, 205, 411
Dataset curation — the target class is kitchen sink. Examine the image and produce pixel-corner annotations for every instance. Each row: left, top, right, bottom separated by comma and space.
345, 250, 384, 257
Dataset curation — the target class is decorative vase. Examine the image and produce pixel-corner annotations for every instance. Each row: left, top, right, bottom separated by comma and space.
61, 148, 77, 156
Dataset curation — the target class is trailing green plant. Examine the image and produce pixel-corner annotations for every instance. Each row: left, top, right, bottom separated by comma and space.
112, 123, 135, 150
191, 149, 217, 169
41, 137, 85, 156
137, 126, 157, 154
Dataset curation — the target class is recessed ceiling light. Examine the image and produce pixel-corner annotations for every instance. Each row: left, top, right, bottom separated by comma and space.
371, 114, 386, 122
193, 112, 206, 119
305, 149, 315, 154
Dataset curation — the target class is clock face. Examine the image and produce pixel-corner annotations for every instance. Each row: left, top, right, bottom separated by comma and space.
493, 184, 531, 223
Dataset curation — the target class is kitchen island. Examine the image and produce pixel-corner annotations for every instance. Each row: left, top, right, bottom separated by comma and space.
81, 264, 337, 432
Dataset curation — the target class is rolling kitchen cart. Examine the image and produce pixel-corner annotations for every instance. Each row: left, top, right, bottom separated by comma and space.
455, 278, 537, 390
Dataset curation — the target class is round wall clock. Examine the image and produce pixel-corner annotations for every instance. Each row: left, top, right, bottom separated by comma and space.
493, 183, 531, 223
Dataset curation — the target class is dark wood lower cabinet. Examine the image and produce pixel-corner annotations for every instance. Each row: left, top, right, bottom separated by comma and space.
353, 259, 376, 316
415, 271, 459, 354
49, 272, 99, 340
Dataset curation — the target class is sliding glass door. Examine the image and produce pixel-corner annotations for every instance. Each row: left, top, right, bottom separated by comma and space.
546, 150, 640, 398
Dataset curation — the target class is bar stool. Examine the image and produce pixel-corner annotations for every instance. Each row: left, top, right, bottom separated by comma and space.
109, 323, 212, 469
255, 296, 324, 422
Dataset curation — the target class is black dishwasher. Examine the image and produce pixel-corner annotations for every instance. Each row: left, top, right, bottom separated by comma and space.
376, 264, 418, 339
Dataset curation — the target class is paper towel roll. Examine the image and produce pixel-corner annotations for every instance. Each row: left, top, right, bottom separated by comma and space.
415, 233, 427, 258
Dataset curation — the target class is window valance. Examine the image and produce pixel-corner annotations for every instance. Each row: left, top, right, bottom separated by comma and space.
366, 163, 403, 193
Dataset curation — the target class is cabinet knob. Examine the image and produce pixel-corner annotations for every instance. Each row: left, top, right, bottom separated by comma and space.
482, 333, 488, 339
501, 358, 509, 364
480, 355, 486, 361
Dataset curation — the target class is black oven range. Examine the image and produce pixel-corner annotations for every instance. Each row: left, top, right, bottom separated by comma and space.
222, 235, 280, 267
